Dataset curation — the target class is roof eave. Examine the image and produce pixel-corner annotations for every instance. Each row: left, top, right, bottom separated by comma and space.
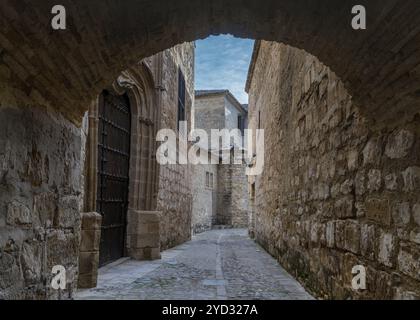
245, 40, 261, 93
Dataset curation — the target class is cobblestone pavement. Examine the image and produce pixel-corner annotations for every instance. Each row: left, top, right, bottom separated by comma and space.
75, 229, 314, 300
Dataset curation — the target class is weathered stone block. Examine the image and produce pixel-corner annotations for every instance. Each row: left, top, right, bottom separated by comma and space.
366, 198, 391, 226
0, 252, 22, 290
131, 234, 160, 248
340, 179, 353, 195
355, 202, 366, 218
335, 196, 355, 219
80, 229, 101, 252
330, 183, 340, 199
130, 247, 161, 260
247, 40, 420, 300
374, 271, 394, 299
363, 137, 382, 165
6, 201, 32, 228
317, 183, 330, 200
77, 212, 102, 289
46, 230, 78, 269
397, 246, 419, 281
77, 272, 98, 289
413, 204, 420, 227
367, 169, 382, 192
34, 192, 57, 228
310, 222, 320, 244
81, 212, 102, 230
343, 221, 360, 254
57, 196, 80, 229
347, 150, 359, 171
335, 220, 346, 250
392, 202, 411, 227
401, 166, 420, 192
78, 252, 99, 275
378, 232, 395, 267
360, 223, 376, 260
127, 210, 161, 261
409, 231, 420, 245
394, 287, 420, 300
385, 129, 414, 159
384, 173, 398, 191
355, 170, 366, 196
20, 241, 42, 284
326, 221, 335, 248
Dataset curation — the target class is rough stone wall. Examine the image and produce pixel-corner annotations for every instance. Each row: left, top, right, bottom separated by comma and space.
0, 106, 82, 299
2, 1, 419, 128
216, 154, 249, 228
230, 162, 249, 228
248, 41, 420, 299
191, 151, 218, 234
195, 94, 250, 228
157, 43, 195, 250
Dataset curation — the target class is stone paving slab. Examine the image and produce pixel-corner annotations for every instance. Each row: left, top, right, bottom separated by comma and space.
75, 229, 314, 300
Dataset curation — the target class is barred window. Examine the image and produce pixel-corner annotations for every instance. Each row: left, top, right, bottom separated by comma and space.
178, 68, 186, 130
238, 115, 244, 136
206, 172, 210, 188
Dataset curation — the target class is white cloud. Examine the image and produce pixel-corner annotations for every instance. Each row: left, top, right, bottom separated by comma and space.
195, 35, 254, 104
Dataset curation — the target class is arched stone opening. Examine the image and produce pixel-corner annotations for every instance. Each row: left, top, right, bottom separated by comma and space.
0, 0, 419, 127
1, 0, 419, 300
246, 40, 420, 299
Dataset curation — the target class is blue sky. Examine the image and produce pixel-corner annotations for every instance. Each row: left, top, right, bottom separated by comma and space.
195, 35, 255, 104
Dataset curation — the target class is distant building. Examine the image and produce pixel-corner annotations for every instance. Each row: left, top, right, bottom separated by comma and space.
195, 90, 248, 151
191, 90, 250, 233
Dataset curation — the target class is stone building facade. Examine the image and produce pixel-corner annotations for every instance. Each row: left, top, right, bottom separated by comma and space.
0, 104, 83, 299
155, 44, 195, 251
246, 41, 420, 299
81, 43, 196, 286
0, 42, 195, 299
190, 149, 219, 234
193, 91, 249, 229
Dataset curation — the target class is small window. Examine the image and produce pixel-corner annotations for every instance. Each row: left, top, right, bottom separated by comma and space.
251, 183, 256, 200
205, 172, 214, 189
238, 115, 244, 136
177, 68, 186, 130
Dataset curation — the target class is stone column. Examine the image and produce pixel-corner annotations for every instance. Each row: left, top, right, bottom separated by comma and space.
127, 210, 161, 260
77, 212, 102, 289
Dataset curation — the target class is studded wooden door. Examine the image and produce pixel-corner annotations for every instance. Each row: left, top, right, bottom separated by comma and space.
97, 90, 131, 266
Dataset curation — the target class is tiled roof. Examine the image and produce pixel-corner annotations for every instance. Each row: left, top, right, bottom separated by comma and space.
195, 89, 229, 97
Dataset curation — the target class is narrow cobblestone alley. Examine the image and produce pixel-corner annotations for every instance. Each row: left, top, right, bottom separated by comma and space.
75, 229, 313, 300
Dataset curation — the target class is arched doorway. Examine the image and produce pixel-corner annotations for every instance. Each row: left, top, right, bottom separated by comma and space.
80, 61, 161, 274
97, 90, 131, 266
1, 0, 420, 300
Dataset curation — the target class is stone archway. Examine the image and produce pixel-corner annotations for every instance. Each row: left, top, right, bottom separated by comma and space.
1, 0, 420, 299
0, 0, 419, 127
